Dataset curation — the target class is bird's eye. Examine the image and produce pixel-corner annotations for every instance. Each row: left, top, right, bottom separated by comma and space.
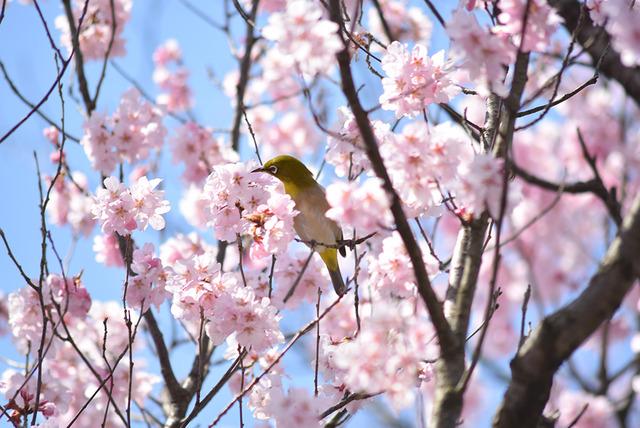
268, 165, 278, 174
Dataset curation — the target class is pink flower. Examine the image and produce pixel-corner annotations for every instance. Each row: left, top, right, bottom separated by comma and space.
153, 39, 193, 113
47, 171, 95, 237
243, 192, 298, 262
447, 9, 515, 96
262, 0, 342, 78
495, 0, 562, 53
326, 178, 392, 235
170, 121, 238, 184
271, 251, 330, 309
202, 162, 275, 242
553, 390, 615, 428
453, 154, 505, 218
601, 0, 640, 67
55, 0, 132, 60
367, 0, 432, 47
93, 233, 124, 267
380, 42, 459, 117
92, 176, 170, 235
128, 243, 168, 311
81, 89, 166, 174
327, 106, 393, 177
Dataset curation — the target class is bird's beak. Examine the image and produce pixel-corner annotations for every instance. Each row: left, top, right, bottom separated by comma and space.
251, 166, 266, 173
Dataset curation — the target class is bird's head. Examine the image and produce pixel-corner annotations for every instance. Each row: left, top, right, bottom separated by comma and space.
251, 155, 315, 186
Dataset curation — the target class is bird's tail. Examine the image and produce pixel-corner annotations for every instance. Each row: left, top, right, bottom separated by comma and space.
328, 266, 346, 296
319, 248, 346, 296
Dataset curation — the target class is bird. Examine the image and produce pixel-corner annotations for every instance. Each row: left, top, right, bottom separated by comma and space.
252, 155, 347, 296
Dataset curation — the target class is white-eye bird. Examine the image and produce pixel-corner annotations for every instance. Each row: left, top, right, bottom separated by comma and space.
252, 155, 347, 296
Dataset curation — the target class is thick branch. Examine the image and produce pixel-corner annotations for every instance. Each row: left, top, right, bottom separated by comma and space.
493, 194, 640, 428
328, 0, 456, 356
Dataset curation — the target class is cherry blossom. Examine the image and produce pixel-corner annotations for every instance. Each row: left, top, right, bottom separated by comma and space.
55, 0, 132, 60
92, 232, 124, 267
92, 176, 170, 235
600, 0, 640, 67
447, 8, 514, 96
128, 243, 168, 311
325, 177, 392, 235
170, 121, 238, 184
327, 106, 393, 178
367, 0, 433, 47
380, 42, 459, 117
495, 0, 562, 52
81, 89, 166, 174
47, 171, 95, 237
262, 0, 342, 78
153, 39, 194, 113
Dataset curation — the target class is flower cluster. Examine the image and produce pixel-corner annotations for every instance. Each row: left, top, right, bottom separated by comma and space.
325, 177, 392, 235
129, 243, 168, 311
164, 249, 283, 352
326, 106, 392, 178
55, 0, 132, 60
47, 171, 95, 237
81, 88, 166, 174
447, 9, 514, 96
380, 42, 459, 117
329, 298, 438, 409
367, 0, 432, 47
92, 176, 170, 235
598, 0, 640, 67
1, 298, 158, 426
495, 0, 561, 52
170, 121, 238, 184
262, 0, 342, 78
201, 162, 298, 261
153, 39, 193, 113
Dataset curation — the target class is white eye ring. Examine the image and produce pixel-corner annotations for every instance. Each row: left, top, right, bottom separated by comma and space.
268, 165, 278, 174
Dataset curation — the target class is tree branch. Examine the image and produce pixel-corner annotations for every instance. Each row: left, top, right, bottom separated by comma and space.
493, 194, 640, 428
327, 0, 457, 356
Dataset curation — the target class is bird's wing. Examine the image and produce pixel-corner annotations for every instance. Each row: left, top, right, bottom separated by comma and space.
292, 184, 341, 248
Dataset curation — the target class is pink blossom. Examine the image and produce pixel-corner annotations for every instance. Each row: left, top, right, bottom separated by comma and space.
243, 191, 298, 262
153, 40, 193, 113
367, 232, 439, 299
170, 121, 238, 183
202, 162, 275, 241
128, 243, 168, 311
380, 42, 459, 117
260, 110, 320, 158
55, 0, 131, 60
554, 390, 615, 428
47, 171, 95, 236
180, 184, 211, 230
271, 251, 330, 309
601, 0, 640, 67
327, 106, 393, 177
495, 0, 562, 52
262, 0, 342, 78
93, 233, 124, 267
453, 153, 505, 218
152, 38, 182, 66
267, 387, 324, 428
326, 178, 392, 235
333, 298, 437, 409
367, 0, 432, 47
92, 176, 170, 235
81, 89, 166, 174
447, 9, 515, 96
